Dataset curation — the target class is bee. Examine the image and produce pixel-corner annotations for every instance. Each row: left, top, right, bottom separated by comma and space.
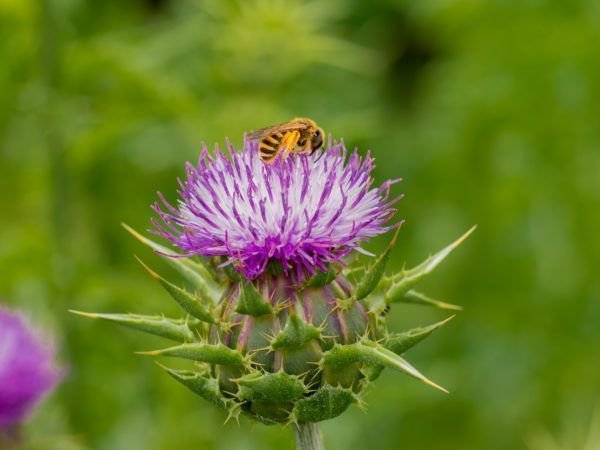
247, 117, 324, 164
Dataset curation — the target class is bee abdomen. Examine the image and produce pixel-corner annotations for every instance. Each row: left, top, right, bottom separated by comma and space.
259, 132, 284, 162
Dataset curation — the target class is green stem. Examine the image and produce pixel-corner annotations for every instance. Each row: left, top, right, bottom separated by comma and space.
294, 423, 325, 450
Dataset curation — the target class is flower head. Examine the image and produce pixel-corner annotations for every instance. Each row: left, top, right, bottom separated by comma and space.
75, 130, 473, 428
152, 139, 400, 279
0, 307, 62, 429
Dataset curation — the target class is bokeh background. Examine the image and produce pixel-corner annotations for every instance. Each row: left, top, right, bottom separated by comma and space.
1, 0, 599, 449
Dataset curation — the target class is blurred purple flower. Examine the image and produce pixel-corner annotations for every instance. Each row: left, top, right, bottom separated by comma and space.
152, 139, 400, 279
0, 307, 62, 429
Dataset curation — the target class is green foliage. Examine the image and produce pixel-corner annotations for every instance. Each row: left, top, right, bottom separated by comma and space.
1, 0, 598, 448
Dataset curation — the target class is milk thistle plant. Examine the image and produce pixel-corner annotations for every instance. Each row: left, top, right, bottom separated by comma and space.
74, 137, 474, 450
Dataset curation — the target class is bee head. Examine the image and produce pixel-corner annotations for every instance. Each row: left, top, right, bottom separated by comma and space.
310, 128, 324, 153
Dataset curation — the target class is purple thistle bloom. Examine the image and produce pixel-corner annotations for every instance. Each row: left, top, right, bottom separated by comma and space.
0, 307, 62, 429
152, 139, 401, 279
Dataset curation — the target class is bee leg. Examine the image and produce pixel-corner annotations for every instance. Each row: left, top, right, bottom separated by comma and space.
313, 150, 326, 163
302, 140, 313, 154
281, 131, 301, 158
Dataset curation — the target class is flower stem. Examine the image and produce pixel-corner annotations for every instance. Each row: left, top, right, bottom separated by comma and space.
294, 422, 325, 450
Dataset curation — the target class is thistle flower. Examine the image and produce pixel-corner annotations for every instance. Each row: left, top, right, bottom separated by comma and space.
151, 140, 399, 280
0, 307, 62, 431
74, 136, 474, 450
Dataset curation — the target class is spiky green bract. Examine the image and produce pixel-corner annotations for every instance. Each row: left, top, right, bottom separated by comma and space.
291, 385, 356, 423
398, 290, 462, 311
236, 371, 307, 402
136, 258, 217, 323
123, 224, 222, 302
354, 225, 402, 301
76, 227, 475, 425
70, 311, 195, 342
322, 341, 448, 393
271, 314, 321, 350
384, 316, 455, 355
304, 265, 337, 288
138, 342, 246, 366
383, 226, 476, 304
161, 365, 239, 415
235, 281, 274, 316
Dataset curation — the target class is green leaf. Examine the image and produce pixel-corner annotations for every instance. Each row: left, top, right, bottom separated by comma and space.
384, 226, 476, 303
236, 371, 307, 402
354, 224, 402, 301
70, 310, 195, 342
123, 223, 221, 303
137, 342, 246, 366
235, 281, 274, 316
384, 316, 455, 355
136, 257, 216, 323
322, 341, 447, 393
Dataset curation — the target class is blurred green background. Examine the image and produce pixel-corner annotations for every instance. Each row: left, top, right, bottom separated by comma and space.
1, 0, 599, 449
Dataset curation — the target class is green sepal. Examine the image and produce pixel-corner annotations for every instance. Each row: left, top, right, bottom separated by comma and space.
70, 310, 195, 342
136, 257, 217, 323
123, 223, 221, 303
236, 371, 307, 402
354, 225, 402, 301
322, 341, 447, 393
235, 281, 274, 316
271, 313, 321, 350
159, 365, 239, 414
138, 342, 246, 366
304, 265, 337, 288
395, 290, 462, 311
384, 315, 455, 355
291, 385, 355, 423
384, 226, 476, 303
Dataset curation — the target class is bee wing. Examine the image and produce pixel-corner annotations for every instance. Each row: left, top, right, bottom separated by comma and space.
247, 125, 281, 140
247, 120, 309, 139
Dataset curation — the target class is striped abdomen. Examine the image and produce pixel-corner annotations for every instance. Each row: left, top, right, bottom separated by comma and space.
259, 132, 284, 163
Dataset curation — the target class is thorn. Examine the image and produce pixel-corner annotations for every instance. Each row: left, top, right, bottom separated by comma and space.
287, 413, 299, 426
153, 360, 170, 371
320, 334, 337, 341
354, 395, 368, 412
68, 310, 99, 319
134, 255, 161, 280
134, 350, 160, 356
